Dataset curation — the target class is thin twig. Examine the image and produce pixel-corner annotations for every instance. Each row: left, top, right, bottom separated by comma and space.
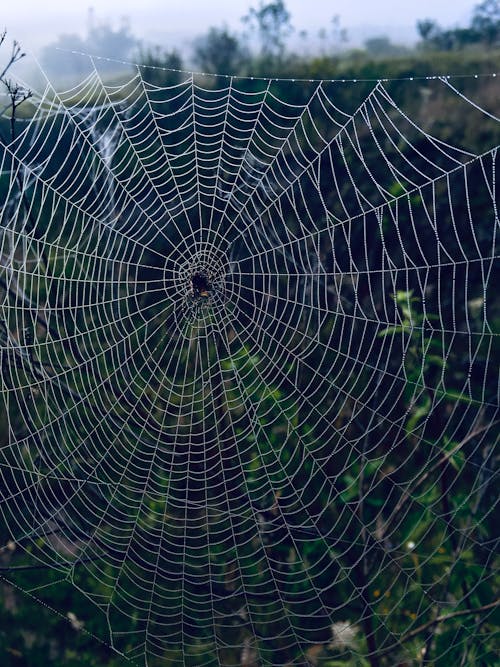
373, 600, 499, 660
3, 78, 32, 141
0, 34, 26, 81
382, 417, 495, 532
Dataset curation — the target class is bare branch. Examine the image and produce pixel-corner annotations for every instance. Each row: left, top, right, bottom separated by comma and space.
0, 33, 26, 81
0, 33, 32, 142
372, 599, 500, 660
3, 77, 32, 141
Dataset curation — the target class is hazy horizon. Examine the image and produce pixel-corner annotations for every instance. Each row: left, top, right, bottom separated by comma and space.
3, 0, 478, 57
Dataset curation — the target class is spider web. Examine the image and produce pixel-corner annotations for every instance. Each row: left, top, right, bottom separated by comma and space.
0, 55, 499, 666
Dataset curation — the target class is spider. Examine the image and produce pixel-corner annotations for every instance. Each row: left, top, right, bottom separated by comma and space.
184, 271, 212, 319
190, 271, 211, 299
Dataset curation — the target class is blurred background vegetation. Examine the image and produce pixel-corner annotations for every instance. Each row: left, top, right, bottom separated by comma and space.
34, 0, 500, 81
0, 1, 499, 666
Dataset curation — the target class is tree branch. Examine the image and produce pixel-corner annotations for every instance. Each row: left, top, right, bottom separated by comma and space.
381, 417, 496, 533
373, 600, 499, 660
0, 32, 26, 81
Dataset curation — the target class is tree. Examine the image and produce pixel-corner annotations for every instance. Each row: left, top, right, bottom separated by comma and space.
417, 0, 500, 50
85, 17, 137, 61
317, 15, 348, 55
416, 19, 441, 43
40, 33, 89, 79
137, 45, 184, 86
41, 16, 137, 79
193, 26, 249, 75
364, 36, 409, 58
242, 0, 293, 60
471, 0, 500, 46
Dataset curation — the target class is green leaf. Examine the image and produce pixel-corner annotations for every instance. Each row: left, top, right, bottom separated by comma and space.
406, 393, 432, 434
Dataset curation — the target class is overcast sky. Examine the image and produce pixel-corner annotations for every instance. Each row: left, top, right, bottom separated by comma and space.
3, 0, 477, 55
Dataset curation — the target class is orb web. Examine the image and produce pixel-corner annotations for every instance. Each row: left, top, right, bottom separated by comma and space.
0, 55, 498, 667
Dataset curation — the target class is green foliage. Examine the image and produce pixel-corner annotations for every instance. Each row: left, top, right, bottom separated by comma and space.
193, 26, 249, 75
137, 46, 184, 86
1, 18, 499, 667
363, 36, 410, 59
